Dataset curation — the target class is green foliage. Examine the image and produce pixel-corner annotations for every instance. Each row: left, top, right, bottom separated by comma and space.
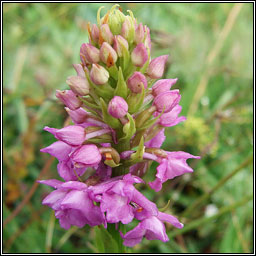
3, 3, 253, 253
94, 225, 119, 253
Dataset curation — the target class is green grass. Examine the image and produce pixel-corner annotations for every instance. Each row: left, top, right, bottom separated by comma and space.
3, 3, 253, 253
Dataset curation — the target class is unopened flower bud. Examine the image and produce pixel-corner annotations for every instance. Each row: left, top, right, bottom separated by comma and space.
91, 24, 100, 43
147, 55, 169, 79
134, 23, 145, 45
144, 26, 151, 50
108, 96, 128, 118
152, 78, 178, 96
56, 90, 82, 110
121, 16, 135, 43
100, 42, 117, 67
73, 64, 85, 77
107, 6, 126, 35
55, 125, 86, 146
80, 43, 100, 64
127, 72, 147, 93
131, 43, 148, 67
90, 64, 109, 85
113, 35, 129, 57
65, 107, 88, 124
66, 76, 90, 96
100, 24, 114, 45
99, 146, 120, 164
71, 144, 102, 168
153, 90, 181, 113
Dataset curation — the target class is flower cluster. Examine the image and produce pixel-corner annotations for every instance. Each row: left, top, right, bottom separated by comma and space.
39, 5, 200, 247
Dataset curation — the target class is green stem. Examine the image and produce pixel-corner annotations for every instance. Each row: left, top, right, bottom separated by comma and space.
182, 155, 253, 218
170, 194, 253, 239
114, 138, 130, 153
45, 210, 55, 253
112, 139, 130, 176
107, 223, 126, 253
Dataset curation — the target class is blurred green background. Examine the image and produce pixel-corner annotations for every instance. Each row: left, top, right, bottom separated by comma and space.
3, 2, 253, 253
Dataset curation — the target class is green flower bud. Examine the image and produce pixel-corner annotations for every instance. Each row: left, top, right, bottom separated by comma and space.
107, 5, 126, 35
121, 12, 136, 44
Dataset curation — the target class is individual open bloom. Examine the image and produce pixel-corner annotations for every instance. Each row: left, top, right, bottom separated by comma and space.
40, 140, 87, 181
123, 149, 200, 192
148, 151, 200, 192
121, 211, 183, 247
155, 105, 187, 127
38, 179, 105, 229
42, 127, 107, 180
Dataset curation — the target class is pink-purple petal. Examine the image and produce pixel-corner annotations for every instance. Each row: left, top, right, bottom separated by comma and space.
37, 179, 63, 189
158, 211, 184, 229
40, 141, 72, 161
144, 129, 166, 148
122, 223, 146, 247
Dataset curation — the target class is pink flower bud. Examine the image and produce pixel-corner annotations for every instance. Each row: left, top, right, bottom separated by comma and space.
113, 35, 129, 57
100, 42, 118, 67
108, 96, 128, 118
121, 17, 135, 42
152, 78, 178, 96
66, 76, 90, 96
147, 55, 169, 79
71, 144, 102, 168
131, 43, 148, 67
80, 43, 100, 65
144, 26, 151, 50
121, 19, 130, 40
90, 64, 109, 85
73, 64, 85, 77
127, 72, 147, 93
91, 24, 100, 43
153, 90, 181, 113
134, 23, 145, 45
55, 125, 86, 146
100, 24, 114, 45
56, 90, 82, 110
65, 107, 89, 124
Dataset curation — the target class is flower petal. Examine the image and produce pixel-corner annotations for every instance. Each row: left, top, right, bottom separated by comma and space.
40, 141, 72, 161
158, 211, 184, 229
